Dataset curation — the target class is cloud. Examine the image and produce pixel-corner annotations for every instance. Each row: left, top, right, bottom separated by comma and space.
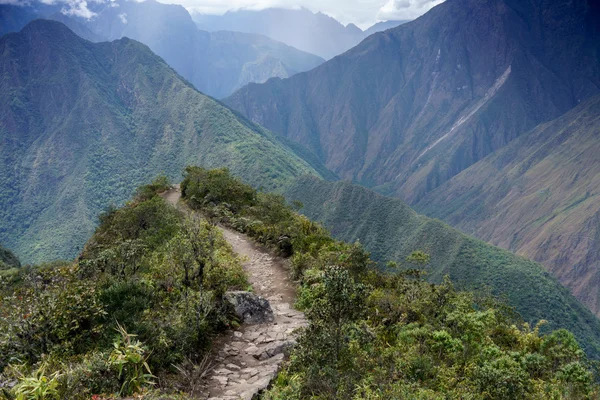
378, 0, 444, 20
1, 0, 447, 28
59, 0, 97, 18
170, 0, 409, 28
118, 11, 127, 22
8, 0, 101, 19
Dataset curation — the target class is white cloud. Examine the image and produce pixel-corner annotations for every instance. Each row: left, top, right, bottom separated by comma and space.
5, 0, 105, 19
377, 0, 444, 20
162, 0, 446, 29
118, 11, 127, 22
60, 0, 97, 19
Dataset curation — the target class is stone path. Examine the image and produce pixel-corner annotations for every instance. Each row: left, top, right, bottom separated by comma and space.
161, 186, 306, 400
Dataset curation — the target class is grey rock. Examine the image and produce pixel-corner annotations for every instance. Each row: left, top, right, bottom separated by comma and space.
255, 340, 297, 361
224, 291, 275, 324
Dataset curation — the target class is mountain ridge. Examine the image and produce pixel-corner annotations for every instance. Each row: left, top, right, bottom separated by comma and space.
193, 7, 408, 60
0, 1, 325, 98
225, 0, 600, 203
0, 19, 323, 263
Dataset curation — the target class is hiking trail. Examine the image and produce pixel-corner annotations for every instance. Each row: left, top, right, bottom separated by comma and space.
161, 185, 306, 400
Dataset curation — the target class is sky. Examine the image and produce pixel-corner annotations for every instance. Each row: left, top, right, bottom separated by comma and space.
170, 0, 446, 28
0, 0, 445, 28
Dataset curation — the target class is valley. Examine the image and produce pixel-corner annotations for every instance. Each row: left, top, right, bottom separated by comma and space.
1, 0, 600, 398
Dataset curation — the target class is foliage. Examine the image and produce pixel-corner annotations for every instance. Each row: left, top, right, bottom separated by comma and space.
284, 176, 600, 360
11, 364, 60, 400
180, 168, 599, 399
182, 166, 331, 258
0, 177, 247, 398
108, 324, 154, 396
134, 176, 172, 203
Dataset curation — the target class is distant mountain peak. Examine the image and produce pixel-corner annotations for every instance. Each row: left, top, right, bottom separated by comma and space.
193, 7, 401, 59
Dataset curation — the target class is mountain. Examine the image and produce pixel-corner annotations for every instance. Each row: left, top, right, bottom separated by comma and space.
0, 3, 100, 39
82, 0, 324, 98
46, 12, 106, 42
0, 1, 324, 99
363, 20, 408, 36
193, 8, 367, 60
226, 0, 600, 204
284, 176, 600, 359
0, 20, 324, 264
415, 95, 600, 315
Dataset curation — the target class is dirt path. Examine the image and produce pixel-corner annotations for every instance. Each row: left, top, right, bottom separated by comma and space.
161, 186, 306, 400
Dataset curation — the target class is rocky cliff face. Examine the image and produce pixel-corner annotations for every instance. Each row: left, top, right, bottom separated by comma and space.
226, 0, 600, 203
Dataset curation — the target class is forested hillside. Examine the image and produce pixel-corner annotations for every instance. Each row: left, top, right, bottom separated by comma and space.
284, 176, 600, 359
0, 20, 323, 264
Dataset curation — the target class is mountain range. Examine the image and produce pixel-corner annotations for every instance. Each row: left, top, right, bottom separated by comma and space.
226, 0, 600, 202
193, 8, 408, 60
0, 20, 324, 263
2, 0, 600, 365
225, 0, 600, 314
0, 1, 325, 98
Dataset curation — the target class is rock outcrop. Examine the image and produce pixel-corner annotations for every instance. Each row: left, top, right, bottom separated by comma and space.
224, 291, 275, 325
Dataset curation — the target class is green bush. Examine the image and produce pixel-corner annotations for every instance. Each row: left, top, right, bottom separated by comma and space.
178, 168, 599, 399
0, 176, 249, 398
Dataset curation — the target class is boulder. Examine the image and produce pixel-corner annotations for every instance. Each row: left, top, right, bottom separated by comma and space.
224, 291, 274, 324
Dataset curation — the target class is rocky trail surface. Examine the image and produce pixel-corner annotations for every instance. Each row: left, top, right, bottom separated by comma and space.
161, 186, 306, 399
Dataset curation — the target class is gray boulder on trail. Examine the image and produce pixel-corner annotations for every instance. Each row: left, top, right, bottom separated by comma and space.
224, 291, 275, 324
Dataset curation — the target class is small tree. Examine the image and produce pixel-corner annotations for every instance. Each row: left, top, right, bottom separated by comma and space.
294, 266, 370, 398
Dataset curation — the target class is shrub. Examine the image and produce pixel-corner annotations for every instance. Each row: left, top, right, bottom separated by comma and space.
12, 364, 60, 400
107, 324, 155, 396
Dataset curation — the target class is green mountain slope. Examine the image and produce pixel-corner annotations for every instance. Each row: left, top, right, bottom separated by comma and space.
415, 95, 600, 316
284, 176, 600, 359
226, 0, 600, 203
0, 20, 322, 264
